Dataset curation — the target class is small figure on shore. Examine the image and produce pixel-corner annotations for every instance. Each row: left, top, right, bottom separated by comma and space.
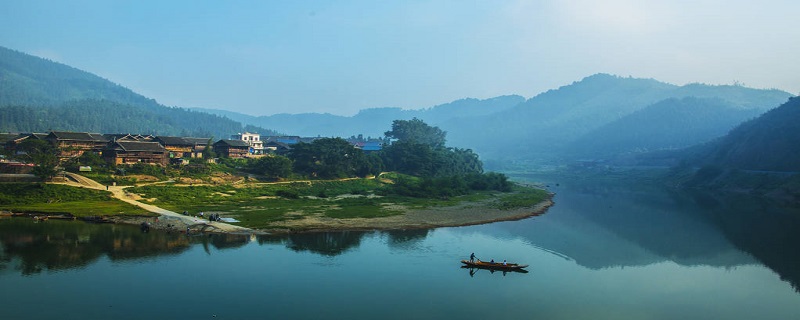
469, 253, 476, 262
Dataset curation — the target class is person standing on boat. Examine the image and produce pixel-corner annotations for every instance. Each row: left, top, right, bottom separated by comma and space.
503, 260, 507, 266
470, 253, 476, 262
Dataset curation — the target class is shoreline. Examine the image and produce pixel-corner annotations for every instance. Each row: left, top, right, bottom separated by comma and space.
1, 194, 555, 235
262, 197, 555, 234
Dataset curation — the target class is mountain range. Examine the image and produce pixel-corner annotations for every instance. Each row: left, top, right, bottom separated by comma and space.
1, 45, 796, 171
197, 73, 792, 165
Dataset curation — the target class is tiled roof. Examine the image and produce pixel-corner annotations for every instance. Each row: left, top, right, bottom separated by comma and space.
113, 141, 166, 152
182, 137, 211, 145
49, 131, 107, 142
214, 139, 251, 147
154, 136, 194, 146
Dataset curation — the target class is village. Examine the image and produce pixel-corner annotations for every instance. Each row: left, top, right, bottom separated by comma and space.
0, 131, 384, 174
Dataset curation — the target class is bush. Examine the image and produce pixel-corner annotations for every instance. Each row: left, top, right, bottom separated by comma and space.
276, 189, 300, 199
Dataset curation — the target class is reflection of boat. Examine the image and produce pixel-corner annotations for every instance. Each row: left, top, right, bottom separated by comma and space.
461, 265, 528, 274
460, 260, 528, 270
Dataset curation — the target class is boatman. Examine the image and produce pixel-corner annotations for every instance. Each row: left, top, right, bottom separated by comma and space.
470, 253, 476, 262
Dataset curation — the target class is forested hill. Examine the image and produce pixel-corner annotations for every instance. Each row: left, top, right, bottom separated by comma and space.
692, 97, 800, 171
0, 46, 275, 137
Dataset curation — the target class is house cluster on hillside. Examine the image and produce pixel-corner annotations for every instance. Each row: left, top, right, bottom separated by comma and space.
0, 131, 384, 172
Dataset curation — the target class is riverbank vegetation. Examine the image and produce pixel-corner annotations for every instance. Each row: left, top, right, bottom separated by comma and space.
125, 173, 547, 229
4, 119, 551, 229
0, 183, 152, 217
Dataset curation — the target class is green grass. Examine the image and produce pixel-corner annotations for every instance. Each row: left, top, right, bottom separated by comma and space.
493, 187, 550, 210
7, 201, 153, 217
125, 178, 552, 229
0, 183, 153, 217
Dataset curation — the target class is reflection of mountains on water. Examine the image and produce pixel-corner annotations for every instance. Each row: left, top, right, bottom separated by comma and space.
495, 177, 800, 291
0, 218, 250, 275
692, 192, 800, 292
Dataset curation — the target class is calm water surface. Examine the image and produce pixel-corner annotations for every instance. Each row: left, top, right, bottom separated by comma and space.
2, 178, 800, 319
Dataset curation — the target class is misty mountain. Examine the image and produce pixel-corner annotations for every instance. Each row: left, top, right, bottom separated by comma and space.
442, 74, 791, 162
0, 46, 275, 138
193, 95, 526, 138
566, 97, 765, 159
691, 96, 800, 171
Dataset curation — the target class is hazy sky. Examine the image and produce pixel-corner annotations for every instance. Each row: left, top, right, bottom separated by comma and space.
2, 0, 798, 116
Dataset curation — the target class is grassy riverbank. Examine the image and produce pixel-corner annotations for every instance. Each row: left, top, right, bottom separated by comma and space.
1, 177, 551, 231
127, 178, 550, 230
0, 183, 153, 217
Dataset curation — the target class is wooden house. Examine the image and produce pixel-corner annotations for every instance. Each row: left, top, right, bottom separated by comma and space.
45, 131, 108, 158
180, 137, 211, 158
103, 141, 168, 166
153, 136, 195, 159
213, 139, 250, 158
2, 132, 47, 155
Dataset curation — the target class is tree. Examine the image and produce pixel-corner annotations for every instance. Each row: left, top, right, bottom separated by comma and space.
288, 138, 364, 179
202, 137, 217, 159
16, 139, 59, 181
384, 118, 447, 148
250, 155, 292, 180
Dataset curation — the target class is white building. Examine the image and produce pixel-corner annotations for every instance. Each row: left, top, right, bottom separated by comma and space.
230, 132, 264, 154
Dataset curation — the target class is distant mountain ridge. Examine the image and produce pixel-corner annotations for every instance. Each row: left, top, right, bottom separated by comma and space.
0, 46, 275, 138
2, 45, 794, 165
193, 95, 526, 138
441, 74, 791, 162
197, 74, 792, 164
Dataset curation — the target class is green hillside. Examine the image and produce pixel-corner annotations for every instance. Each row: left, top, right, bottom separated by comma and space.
567, 97, 764, 158
0, 46, 275, 137
698, 97, 800, 171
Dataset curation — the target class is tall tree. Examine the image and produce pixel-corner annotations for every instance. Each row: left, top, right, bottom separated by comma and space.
289, 138, 364, 179
384, 118, 447, 148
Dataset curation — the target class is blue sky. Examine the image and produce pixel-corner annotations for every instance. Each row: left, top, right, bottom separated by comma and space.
2, 0, 798, 116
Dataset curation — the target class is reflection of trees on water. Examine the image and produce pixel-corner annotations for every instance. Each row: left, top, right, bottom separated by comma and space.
0, 219, 252, 275
254, 229, 434, 257
386, 229, 430, 250
196, 233, 250, 255
279, 231, 369, 256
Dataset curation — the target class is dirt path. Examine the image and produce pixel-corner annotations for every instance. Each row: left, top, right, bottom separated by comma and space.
59, 172, 253, 233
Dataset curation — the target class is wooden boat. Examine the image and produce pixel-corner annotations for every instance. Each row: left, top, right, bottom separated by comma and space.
461, 259, 528, 270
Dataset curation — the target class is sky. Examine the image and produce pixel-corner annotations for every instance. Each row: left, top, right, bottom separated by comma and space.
2, 0, 799, 116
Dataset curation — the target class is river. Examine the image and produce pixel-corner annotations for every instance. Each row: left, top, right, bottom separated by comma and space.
2, 176, 800, 319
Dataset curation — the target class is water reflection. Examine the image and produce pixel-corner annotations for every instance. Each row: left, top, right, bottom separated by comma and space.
690, 191, 800, 292
500, 175, 800, 291
461, 266, 529, 277
0, 218, 249, 275
3, 180, 799, 293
